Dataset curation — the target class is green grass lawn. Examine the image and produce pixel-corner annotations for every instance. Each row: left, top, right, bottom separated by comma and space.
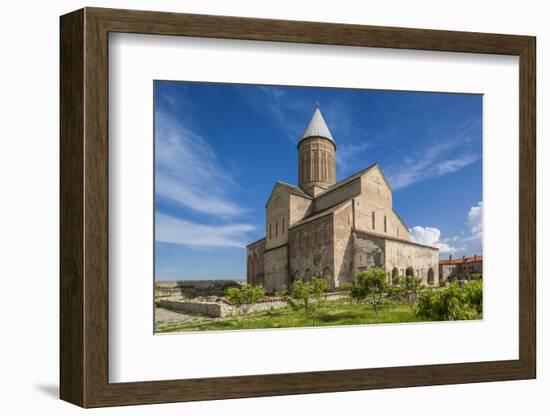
156, 298, 434, 333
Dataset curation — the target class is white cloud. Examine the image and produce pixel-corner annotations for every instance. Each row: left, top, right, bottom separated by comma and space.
156, 213, 255, 248
410, 201, 483, 257
336, 142, 371, 172
155, 111, 247, 217
388, 141, 480, 189
409, 226, 463, 254
466, 201, 483, 241
155, 109, 257, 249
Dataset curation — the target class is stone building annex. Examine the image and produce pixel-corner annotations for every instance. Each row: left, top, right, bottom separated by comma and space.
247, 107, 439, 293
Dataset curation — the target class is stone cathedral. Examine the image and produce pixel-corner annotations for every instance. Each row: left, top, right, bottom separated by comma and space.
247, 107, 438, 293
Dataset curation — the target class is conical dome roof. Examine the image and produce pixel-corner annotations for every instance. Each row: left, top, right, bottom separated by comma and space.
300, 107, 335, 144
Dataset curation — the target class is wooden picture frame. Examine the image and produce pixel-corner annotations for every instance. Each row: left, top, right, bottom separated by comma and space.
60, 7, 536, 408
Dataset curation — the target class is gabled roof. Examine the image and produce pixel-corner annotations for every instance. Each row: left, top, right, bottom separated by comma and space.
298, 107, 335, 146
290, 200, 351, 229
276, 181, 312, 199
265, 181, 312, 207
354, 229, 439, 251
392, 208, 408, 230
321, 163, 377, 195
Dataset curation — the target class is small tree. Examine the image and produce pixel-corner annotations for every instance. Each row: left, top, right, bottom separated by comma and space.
284, 276, 328, 326
225, 284, 265, 322
351, 268, 388, 317
403, 275, 423, 306
387, 276, 405, 298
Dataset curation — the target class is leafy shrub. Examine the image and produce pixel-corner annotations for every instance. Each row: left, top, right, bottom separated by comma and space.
463, 280, 483, 314
468, 273, 483, 281
416, 283, 465, 321
351, 268, 388, 316
392, 275, 404, 286
337, 282, 353, 292
416, 282, 482, 321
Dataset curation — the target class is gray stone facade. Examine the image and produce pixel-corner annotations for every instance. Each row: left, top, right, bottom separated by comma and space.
247, 107, 439, 293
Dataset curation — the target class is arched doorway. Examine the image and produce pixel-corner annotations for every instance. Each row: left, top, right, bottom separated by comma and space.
290, 270, 300, 287
391, 267, 399, 284
427, 268, 435, 285
406, 267, 414, 277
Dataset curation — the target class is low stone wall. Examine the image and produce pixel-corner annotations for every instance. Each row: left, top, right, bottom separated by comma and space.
155, 279, 245, 298
157, 292, 348, 318
157, 298, 289, 318
157, 300, 231, 318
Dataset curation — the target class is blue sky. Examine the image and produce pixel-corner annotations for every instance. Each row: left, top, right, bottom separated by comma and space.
154, 81, 483, 281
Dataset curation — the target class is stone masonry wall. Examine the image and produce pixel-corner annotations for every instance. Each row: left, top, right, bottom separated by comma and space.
313, 178, 361, 214
384, 238, 439, 285
332, 202, 354, 287
354, 168, 409, 240
289, 214, 334, 288
263, 244, 289, 293
289, 194, 313, 226
247, 238, 266, 286
353, 232, 386, 274
265, 186, 291, 250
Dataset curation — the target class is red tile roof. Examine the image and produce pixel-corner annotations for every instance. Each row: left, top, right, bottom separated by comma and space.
439, 255, 483, 265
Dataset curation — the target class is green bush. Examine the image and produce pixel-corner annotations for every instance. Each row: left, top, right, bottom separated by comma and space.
337, 282, 353, 292
351, 268, 388, 316
463, 280, 483, 314
468, 273, 483, 281
392, 275, 404, 286
416, 282, 483, 321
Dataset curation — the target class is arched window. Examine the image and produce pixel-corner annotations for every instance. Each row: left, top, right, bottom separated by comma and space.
304, 269, 312, 282
275, 220, 278, 237
406, 267, 414, 277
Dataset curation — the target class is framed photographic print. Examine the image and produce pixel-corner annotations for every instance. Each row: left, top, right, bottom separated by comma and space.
60, 7, 536, 408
